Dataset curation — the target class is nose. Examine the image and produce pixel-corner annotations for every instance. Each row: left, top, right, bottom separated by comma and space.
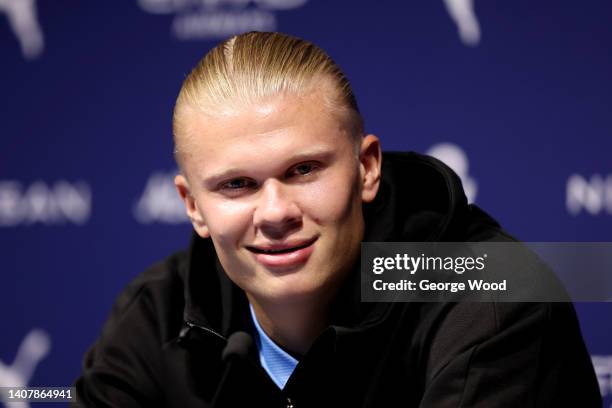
253, 179, 302, 239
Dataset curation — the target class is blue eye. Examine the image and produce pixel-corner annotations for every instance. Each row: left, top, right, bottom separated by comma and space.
296, 164, 312, 175
290, 163, 318, 177
221, 178, 253, 190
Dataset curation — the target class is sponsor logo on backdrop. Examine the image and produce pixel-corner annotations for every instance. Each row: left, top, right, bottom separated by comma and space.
426, 143, 478, 203
0, 0, 43, 59
0, 329, 50, 408
0, 0, 478, 61
137, 0, 308, 40
593, 355, 612, 403
0, 181, 91, 226
134, 170, 188, 224
442, 0, 480, 46
567, 174, 612, 215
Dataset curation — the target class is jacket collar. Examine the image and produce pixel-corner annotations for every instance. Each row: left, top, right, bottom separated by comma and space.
179, 152, 469, 339
181, 235, 252, 338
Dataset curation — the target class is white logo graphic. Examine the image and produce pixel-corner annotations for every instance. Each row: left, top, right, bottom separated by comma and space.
134, 170, 188, 224
0, 181, 91, 227
593, 355, 612, 402
137, 0, 308, 40
0, 0, 43, 59
566, 174, 612, 216
0, 329, 51, 408
443, 0, 480, 46
427, 143, 478, 203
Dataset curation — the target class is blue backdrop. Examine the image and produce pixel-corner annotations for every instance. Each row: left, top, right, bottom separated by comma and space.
1, 0, 611, 405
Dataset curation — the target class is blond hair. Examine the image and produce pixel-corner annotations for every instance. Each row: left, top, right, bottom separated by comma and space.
172, 31, 363, 158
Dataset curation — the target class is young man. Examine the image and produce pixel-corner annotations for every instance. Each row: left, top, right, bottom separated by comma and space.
75, 32, 601, 407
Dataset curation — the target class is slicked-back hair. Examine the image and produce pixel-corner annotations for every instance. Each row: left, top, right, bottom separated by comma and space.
173, 31, 364, 161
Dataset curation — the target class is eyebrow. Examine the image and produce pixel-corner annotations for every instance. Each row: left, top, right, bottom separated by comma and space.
202, 147, 337, 188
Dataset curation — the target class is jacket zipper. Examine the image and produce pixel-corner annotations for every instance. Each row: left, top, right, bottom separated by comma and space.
184, 320, 290, 405
183, 320, 226, 341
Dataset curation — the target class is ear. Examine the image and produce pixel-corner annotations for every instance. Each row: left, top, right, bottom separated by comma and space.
174, 174, 210, 238
359, 134, 382, 203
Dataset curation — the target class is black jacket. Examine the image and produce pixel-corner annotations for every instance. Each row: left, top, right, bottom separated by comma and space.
74, 152, 601, 407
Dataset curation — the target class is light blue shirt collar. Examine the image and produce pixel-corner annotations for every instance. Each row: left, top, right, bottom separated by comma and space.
249, 304, 299, 389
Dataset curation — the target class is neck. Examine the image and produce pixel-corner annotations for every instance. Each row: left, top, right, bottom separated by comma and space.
248, 294, 331, 356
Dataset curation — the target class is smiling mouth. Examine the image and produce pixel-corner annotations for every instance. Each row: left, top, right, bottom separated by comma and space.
247, 238, 317, 255
246, 237, 317, 269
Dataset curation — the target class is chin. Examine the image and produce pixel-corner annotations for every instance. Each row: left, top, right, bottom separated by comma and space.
260, 270, 335, 303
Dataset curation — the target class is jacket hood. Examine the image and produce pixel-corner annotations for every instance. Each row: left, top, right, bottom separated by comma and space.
178, 152, 483, 339
364, 152, 469, 242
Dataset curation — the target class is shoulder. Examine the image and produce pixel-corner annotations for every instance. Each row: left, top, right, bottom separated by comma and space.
414, 299, 599, 405
100, 250, 189, 345
74, 251, 190, 406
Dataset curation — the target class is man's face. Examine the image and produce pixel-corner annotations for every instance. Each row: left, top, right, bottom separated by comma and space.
175, 89, 381, 306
